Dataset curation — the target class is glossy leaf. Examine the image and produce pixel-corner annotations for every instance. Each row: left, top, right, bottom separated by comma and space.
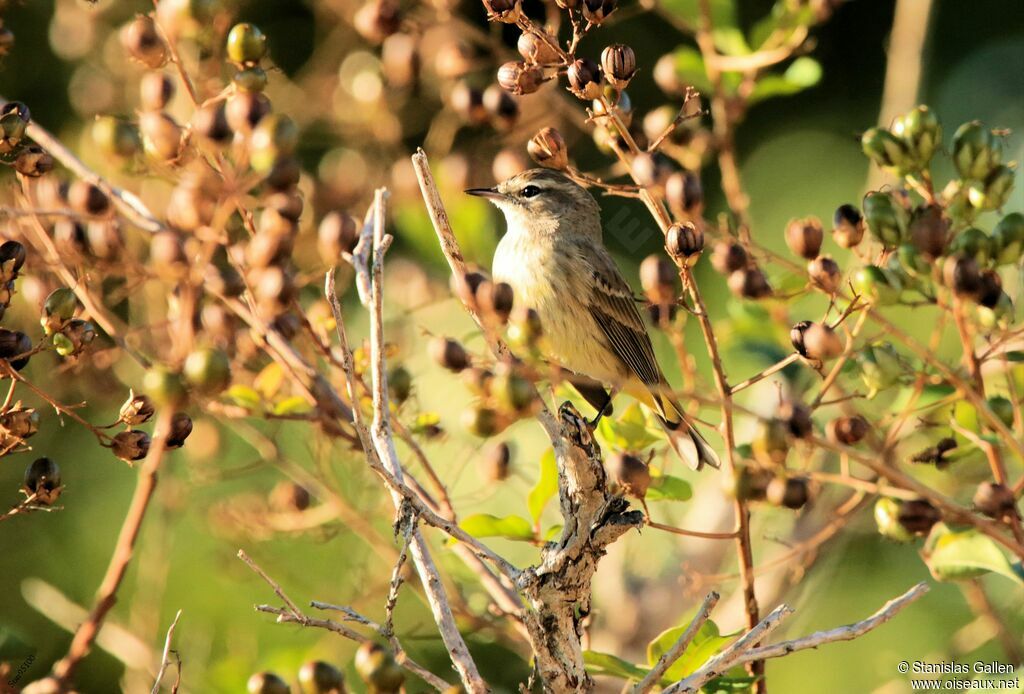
748, 57, 822, 105
460, 513, 534, 542
923, 524, 1023, 585
597, 403, 662, 452
528, 448, 559, 523
646, 474, 693, 502
647, 618, 735, 680
583, 650, 649, 682
226, 385, 262, 410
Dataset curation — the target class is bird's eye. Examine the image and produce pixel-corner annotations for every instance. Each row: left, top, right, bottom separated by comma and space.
521, 185, 542, 198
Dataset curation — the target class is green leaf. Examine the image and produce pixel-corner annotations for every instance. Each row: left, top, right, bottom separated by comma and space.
597, 403, 662, 452
890, 383, 956, 412
543, 524, 563, 542
226, 385, 262, 410
272, 396, 312, 416
659, 0, 736, 28
748, 57, 822, 105
646, 474, 693, 502
923, 524, 1023, 585
459, 513, 534, 542
583, 651, 649, 682
647, 618, 735, 681
712, 27, 750, 56
528, 449, 559, 523
1003, 350, 1024, 362
666, 47, 713, 94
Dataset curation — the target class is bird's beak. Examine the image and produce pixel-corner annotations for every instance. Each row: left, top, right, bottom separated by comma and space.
464, 187, 505, 202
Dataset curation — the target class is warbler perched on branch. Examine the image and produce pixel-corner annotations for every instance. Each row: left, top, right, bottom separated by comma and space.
467, 169, 720, 470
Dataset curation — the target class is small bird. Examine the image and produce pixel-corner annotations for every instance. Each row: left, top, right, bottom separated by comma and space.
466, 169, 720, 470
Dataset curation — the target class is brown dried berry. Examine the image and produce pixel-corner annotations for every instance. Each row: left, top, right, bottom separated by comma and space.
664, 170, 703, 219
67, 181, 110, 217
908, 205, 949, 258
601, 44, 636, 89
450, 82, 487, 126
897, 498, 940, 535
270, 480, 311, 512
112, 430, 152, 462
640, 254, 677, 305
785, 217, 824, 260
832, 204, 864, 248
166, 412, 193, 448
790, 321, 843, 361
973, 482, 1017, 520
482, 0, 521, 23
941, 254, 981, 298
353, 0, 401, 44
318, 211, 361, 264
517, 31, 561, 66
429, 336, 470, 372
607, 452, 650, 498
475, 280, 515, 323
140, 72, 175, 112
728, 266, 771, 299
121, 15, 167, 68
528, 127, 568, 170
666, 222, 704, 263
711, 241, 747, 274
566, 58, 603, 100
497, 61, 545, 96
808, 256, 842, 294
826, 415, 869, 445
779, 401, 813, 439
766, 476, 810, 509
193, 102, 232, 144
482, 442, 511, 482
120, 391, 156, 426
23, 457, 62, 505
482, 84, 519, 130
15, 146, 54, 177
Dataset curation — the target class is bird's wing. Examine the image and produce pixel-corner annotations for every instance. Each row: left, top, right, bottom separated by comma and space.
585, 245, 664, 388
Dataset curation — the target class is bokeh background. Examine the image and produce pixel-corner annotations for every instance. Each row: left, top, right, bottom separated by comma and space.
0, 0, 1022, 692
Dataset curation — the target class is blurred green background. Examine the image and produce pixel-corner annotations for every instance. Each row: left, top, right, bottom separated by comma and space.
0, 0, 1022, 692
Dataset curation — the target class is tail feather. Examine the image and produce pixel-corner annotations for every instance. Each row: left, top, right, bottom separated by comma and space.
651, 390, 721, 472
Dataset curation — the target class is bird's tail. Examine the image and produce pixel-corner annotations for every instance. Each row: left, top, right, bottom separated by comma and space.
639, 384, 720, 471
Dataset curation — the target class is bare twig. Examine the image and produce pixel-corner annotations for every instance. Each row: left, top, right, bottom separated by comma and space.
634, 592, 720, 694
151, 609, 182, 694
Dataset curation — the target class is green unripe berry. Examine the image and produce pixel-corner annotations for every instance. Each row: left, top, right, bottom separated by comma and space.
143, 367, 187, 406
967, 165, 1015, 211
387, 365, 412, 403
227, 23, 267, 65
250, 114, 299, 173
354, 642, 404, 694
861, 127, 911, 173
857, 341, 903, 397
862, 191, 904, 248
461, 405, 503, 437
992, 212, 1024, 265
952, 121, 1000, 181
986, 396, 1014, 429
184, 347, 232, 394
92, 116, 142, 158
851, 265, 901, 305
492, 368, 535, 414
947, 227, 992, 264
233, 66, 269, 92
752, 418, 789, 466
891, 105, 941, 167
874, 498, 914, 543
42, 287, 78, 334
247, 671, 290, 694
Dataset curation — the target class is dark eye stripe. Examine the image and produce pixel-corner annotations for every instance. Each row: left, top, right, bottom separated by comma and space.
521, 185, 541, 198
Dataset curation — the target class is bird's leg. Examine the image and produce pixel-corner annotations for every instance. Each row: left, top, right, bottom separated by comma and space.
587, 387, 616, 428
565, 371, 615, 427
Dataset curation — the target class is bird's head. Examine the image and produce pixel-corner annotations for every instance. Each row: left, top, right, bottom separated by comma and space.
466, 168, 600, 237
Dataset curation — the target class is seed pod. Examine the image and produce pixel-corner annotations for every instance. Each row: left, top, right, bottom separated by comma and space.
143, 367, 187, 407
607, 452, 651, 498
862, 191, 904, 248
67, 181, 110, 217
0, 329, 32, 370
15, 145, 54, 177
50, 318, 94, 358
497, 61, 545, 96
140, 72, 175, 112
166, 412, 193, 448
874, 498, 914, 543
666, 222, 704, 263
0, 240, 26, 281
790, 320, 842, 361
973, 482, 1018, 520
91, 116, 142, 159
640, 254, 677, 305
139, 111, 182, 162
253, 266, 297, 312
482, 441, 511, 482
462, 405, 504, 437
184, 347, 232, 394
120, 391, 156, 426
948, 227, 991, 264
475, 280, 515, 323
752, 418, 789, 466
851, 265, 901, 305
767, 476, 810, 509
992, 212, 1024, 265
508, 306, 543, 349
121, 15, 167, 69
976, 269, 1002, 309
582, 0, 617, 24
492, 366, 535, 414
227, 23, 267, 65
112, 430, 152, 462
450, 82, 487, 125
807, 256, 841, 294
711, 241, 747, 275
355, 0, 402, 42
1, 407, 40, 439
861, 127, 910, 173
784, 217, 824, 260
247, 672, 291, 694
601, 44, 635, 89
779, 401, 813, 439
728, 266, 771, 299
233, 66, 268, 93
298, 660, 345, 694
271, 481, 311, 514
452, 269, 489, 309
528, 127, 568, 170
731, 464, 773, 502
664, 171, 703, 219
891, 105, 941, 167
354, 643, 405, 693
318, 211, 361, 264
41, 287, 78, 335
482, 0, 521, 23
904, 204, 949, 258
387, 365, 413, 403
567, 58, 603, 100
897, 498, 940, 535
952, 121, 1000, 181
518, 31, 561, 65
192, 102, 232, 144
967, 164, 1015, 211
23, 457, 61, 505
832, 204, 865, 248
250, 114, 299, 173
941, 254, 981, 298
225, 91, 272, 134
482, 84, 519, 130
429, 336, 470, 372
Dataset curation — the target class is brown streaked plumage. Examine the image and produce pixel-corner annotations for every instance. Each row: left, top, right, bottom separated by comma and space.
467, 169, 720, 470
